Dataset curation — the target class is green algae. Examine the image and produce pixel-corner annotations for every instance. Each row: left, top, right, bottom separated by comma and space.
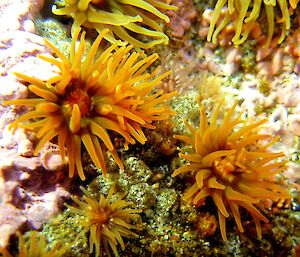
258, 78, 272, 96
42, 210, 90, 257
193, 0, 216, 12
35, 17, 94, 61
36, 18, 71, 56
169, 90, 199, 135
241, 41, 257, 73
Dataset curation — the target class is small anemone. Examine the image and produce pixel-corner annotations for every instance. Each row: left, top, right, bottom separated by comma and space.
0, 231, 68, 257
4, 28, 177, 180
207, 0, 299, 47
172, 98, 290, 240
52, 0, 177, 49
66, 186, 141, 257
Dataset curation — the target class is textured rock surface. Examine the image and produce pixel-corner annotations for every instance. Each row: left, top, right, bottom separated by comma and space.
0, 0, 70, 248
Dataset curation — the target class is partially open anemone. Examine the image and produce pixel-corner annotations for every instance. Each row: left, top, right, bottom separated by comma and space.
207, 0, 300, 47
0, 231, 67, 257
67, 186, 141, 257
172, 99, 290, 240
52, 0, 177, 49
4, 29, 176, 180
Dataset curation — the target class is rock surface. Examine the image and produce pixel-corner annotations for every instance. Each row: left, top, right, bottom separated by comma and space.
0, 0, 71, 248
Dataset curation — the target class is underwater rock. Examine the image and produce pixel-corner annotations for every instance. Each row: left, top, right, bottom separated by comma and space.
0, 202, 26, 248
0, 142, 71, 247
0, 0, 70, 248
288, 114, 300, 136
0, 0, 43, 34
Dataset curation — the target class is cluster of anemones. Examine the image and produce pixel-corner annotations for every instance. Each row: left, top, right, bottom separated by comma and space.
66, 186, 141, 257
172, 99, 290, 240
52, 0, 177, 49
207, 0, 300, 47
4, 28, 176, 180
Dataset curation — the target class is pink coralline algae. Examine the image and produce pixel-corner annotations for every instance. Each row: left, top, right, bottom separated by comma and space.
166, 0, 197, 38
288, 102, 300, 137
0, 0, 71, 248
0, 143, 70, 247
0, 110, 71, 247
0, 0, 44, 34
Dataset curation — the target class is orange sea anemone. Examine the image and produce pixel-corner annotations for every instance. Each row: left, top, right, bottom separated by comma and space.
4, 29, 176, 180
207, 0, 300, 47
52, 0, 177, 49
0, 231, 67, 257
66, 186, 141, 257
172, 99, 290, 240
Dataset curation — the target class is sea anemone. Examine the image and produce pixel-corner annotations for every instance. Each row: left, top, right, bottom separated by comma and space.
66, 186, 141, 257
207, 0, 300, 47
52, 0, 177, 49
4, 29, 177, 180
0, 231, 67, 257
172, 99, 290, 240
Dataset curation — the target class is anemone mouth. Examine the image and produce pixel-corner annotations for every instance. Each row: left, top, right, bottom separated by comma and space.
211, 150, 249, 184
61, 79, 93, 118
213, 157, 235, 180
93, 207, 111, 224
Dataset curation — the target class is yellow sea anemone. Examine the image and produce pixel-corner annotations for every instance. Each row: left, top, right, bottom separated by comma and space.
172, 99, 290, 240
66, 186, 141, 257
0, 231, 67, 257
207, 0, 300, 47
52, 0, 177, 49
4, 29, 177, 180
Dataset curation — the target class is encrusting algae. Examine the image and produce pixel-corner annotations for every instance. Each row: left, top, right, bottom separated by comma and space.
4, 28, 177, 180
66, 186, 141, 257
52, 0, 177, 49
207, 0, 300, 47
172, 98, 290, 240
